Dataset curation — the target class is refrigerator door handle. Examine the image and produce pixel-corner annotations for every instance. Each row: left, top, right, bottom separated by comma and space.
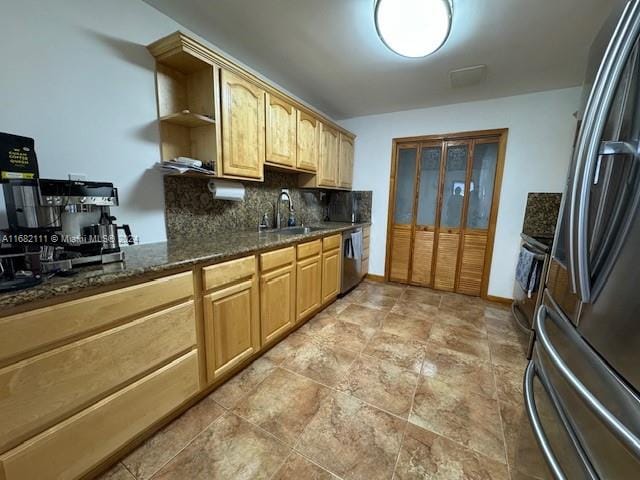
594, 141, 638, 184
524, 362, 568, 480
598, 140, 638, 155
536, 304, 640, 460
570, 0, 640, 303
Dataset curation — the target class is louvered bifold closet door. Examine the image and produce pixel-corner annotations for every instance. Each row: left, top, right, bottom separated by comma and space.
456, 138, 499, 295
387, 131, 504, 296
411, 143, 442, 287
434, 141, 468, 291
389, 145, 418, 282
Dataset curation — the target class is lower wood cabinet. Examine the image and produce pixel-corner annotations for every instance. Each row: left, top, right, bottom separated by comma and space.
0, 351, 199, 480
296, 240, 322, 321
202, 255, 260, 382
0, 231, 363, 480
0, 271, 194, 367
362, 227, 371, 277
322, 234, 342, 304
259, 247, 296, 346
0, 301, 196, 454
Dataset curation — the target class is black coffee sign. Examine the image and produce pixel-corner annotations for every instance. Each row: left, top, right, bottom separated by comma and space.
0, 132, 39, 181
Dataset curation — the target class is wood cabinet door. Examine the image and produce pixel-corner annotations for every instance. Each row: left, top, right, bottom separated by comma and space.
260, 258, 296, 347
203, 274, 260, 381
318, 123, 339, 187
322, 248, 341, 303
297, 111, 319, 171
297, 254, 322, 321
265, 93, 296, 168
220, 69, 265, 179
338, 133, 354, 189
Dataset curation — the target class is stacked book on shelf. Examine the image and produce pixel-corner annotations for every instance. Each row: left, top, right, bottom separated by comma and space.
155, 157, 216, 176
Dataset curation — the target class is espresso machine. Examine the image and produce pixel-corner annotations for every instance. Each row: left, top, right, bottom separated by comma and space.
2, 178, 133, 275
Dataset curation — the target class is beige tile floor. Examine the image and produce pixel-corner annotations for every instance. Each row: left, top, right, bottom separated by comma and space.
100, 281, 550, 480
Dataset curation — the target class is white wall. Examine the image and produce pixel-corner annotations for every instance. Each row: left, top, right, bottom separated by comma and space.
0, 0, 184, 241
341, 87, 581, 299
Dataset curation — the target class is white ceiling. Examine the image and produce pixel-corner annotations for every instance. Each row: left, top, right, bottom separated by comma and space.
144, 0, 616, 120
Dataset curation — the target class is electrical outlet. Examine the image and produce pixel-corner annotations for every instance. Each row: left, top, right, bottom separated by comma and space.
68, 173, 87, 181
281, 188, 289, 194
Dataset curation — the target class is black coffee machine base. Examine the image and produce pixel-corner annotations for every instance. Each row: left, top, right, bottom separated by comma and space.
0, 276, 42, 293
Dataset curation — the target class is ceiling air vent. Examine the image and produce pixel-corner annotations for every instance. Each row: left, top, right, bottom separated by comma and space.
449, 65, 487, 88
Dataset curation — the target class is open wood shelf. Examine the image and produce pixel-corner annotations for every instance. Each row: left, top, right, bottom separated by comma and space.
159, 111, 215, 127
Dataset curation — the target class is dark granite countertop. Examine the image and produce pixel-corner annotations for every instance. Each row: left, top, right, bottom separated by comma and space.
0, 222, 370, 311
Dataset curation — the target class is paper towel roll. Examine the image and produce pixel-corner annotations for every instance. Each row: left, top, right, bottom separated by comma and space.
207, 179, 245, 201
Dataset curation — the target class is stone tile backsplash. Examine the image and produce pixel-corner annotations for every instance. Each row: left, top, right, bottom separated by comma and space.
164, 171, 371, 239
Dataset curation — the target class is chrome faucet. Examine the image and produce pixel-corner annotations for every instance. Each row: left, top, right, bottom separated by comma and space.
276, 190, 294, 229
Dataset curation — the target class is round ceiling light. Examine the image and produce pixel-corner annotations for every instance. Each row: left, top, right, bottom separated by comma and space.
374, 0, 452, 58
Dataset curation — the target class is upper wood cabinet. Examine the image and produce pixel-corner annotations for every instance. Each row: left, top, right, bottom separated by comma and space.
148, 32, 356, 182
296, 111, 319, 172
265, 93, 296, 169
202, 255, 260, 382
338, 133, 354, 189
153, 50, 220, 174
220, 69, 265, 180
318, 123, 340, 188
259, 247, 296, 347
299, 123, 354, 190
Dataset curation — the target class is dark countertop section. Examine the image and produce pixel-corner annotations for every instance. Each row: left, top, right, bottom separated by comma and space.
0, 222, 370, 311
522, 192, 562, 239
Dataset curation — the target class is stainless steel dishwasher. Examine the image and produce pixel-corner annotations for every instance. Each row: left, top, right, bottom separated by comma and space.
340, 226, 363, 294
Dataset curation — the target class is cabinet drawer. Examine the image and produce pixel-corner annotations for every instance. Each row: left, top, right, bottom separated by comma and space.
0, 272, 193, 366
322, 234, 341, 251
363, 226, 370, 240
0, 350, 199, 480
297, 239, 321, 260
363, 244, 370, 260
203, 255, 256, 292
260, 246, 295, 272
0, 301, 196, 453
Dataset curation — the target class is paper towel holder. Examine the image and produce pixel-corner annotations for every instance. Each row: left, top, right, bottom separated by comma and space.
207, 178, 245, 202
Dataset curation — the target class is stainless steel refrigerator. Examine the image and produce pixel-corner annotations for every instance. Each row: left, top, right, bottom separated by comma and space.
525, 0, 640, 478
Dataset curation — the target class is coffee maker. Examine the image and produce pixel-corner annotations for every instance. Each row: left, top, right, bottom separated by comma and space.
2, 178, 133, 273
